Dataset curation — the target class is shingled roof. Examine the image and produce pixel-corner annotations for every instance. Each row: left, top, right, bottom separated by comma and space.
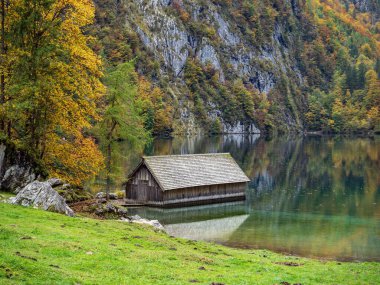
133, 153, 250, 191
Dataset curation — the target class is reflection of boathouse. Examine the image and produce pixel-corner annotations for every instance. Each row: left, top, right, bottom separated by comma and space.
125, 153, 250, 207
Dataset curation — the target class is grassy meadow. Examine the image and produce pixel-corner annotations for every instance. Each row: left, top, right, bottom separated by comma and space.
0, 202, 379, 285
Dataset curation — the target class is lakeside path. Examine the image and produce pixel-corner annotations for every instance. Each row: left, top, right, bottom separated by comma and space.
0, 202, 379, 285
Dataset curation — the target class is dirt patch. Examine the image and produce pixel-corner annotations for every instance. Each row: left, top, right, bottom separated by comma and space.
15, 251, 37, 261
69, 199, 98, 217
275, 261, 304, 267
69, 199, 127, 219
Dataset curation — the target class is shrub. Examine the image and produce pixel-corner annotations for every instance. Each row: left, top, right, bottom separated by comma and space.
115, 190, 125, 199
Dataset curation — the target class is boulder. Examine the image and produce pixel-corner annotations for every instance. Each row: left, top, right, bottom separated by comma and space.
0, 142, 46, 193
9, 181, 74, 216
53, 182, 92, 203
95, 192, 118, 200
94, 202, 128, 218
109, 193, 118, 200
47, 178, 64, 188
123, 215, 165, 231
1, 165, 37, 193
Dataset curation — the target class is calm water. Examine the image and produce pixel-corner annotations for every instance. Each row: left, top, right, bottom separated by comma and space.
104, 135, 380, 261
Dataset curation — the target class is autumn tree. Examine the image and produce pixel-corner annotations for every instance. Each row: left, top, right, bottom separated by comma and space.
138, 76, 173, 134
2, 0, 105, 184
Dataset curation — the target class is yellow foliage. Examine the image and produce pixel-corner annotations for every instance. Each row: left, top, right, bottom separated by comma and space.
4, 0, 105, 185
138, 76, 173, 133
45, 134, 104, 186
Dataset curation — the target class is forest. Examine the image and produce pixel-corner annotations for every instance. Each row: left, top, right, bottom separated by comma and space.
0, 0, 379, 185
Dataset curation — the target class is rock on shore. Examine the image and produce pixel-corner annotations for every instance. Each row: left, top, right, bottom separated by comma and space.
121, 215, 165, 232
9, 181, 74, 217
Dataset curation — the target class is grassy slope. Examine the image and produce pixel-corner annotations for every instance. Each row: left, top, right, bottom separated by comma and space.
0, 203, 379, 285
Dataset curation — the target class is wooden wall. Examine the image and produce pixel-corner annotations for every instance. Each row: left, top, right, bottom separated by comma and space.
163, 183, 246, 201
126, 165, 163, 202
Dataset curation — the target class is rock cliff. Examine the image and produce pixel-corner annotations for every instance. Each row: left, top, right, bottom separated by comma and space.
127, 0, 302, 133
92, 0, 379, 134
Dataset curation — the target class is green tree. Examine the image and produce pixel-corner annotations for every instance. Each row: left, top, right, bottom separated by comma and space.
98, 62, 150, 200
364, 69, 380, 109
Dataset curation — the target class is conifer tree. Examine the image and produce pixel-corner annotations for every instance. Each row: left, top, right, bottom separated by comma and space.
98, 62, 149, 200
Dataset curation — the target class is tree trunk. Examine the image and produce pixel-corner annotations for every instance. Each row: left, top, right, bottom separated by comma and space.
0, 0, 5, 132
106, 141, 111, 201
105, 120, 117, 201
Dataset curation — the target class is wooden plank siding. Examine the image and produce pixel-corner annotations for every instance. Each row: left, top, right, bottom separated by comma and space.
125, 154, 249, 208
160, 182, 246, 207
126, 165, 163, 203
163, 183, 245, 201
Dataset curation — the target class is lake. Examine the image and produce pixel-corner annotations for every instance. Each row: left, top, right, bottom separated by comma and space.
101, 135, 380, 261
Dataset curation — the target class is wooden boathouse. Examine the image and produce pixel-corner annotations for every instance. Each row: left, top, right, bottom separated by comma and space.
125, 153, 250, 207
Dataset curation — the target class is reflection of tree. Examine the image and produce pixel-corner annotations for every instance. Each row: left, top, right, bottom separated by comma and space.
94, 134, 380, 260
247, 136, 380, 219
92, 135, 380, 220
89, 141, 142, 193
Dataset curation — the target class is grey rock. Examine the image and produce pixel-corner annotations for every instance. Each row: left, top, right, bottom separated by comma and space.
196, 42, 225, 82
130, 214, 142, 221
222, 121, 261, 134
213, 12, 240, 46
350, 0, 377, 13
98, 198, 107, 204
122, 215, 165, 231
135, 0, 189, 76
0, 143, 46, 193
95, 192, 117, 200
105, 203, 117, 213
109, 193, 118, 200
10, 181, 74, 216
95, 202, 128, 217
2, 165, 36, 193
197, 43, 221, 70
118, 208, 128, 215
47, 178, 64, 188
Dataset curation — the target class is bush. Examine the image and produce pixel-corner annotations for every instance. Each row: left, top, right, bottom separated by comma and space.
115, 190, 125, 199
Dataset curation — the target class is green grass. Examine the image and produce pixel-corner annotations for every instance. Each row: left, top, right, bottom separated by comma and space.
0, 203, 379, 285
0, 192, 14, 200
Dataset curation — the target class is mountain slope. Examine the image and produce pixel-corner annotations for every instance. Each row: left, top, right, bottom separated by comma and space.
91, 0, 379, 134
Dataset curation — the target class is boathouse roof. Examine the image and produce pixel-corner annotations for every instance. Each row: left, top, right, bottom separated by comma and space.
131, 153, 250, 191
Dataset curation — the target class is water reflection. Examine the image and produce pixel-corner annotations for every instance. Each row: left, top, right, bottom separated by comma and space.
105, 135, 380, 261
